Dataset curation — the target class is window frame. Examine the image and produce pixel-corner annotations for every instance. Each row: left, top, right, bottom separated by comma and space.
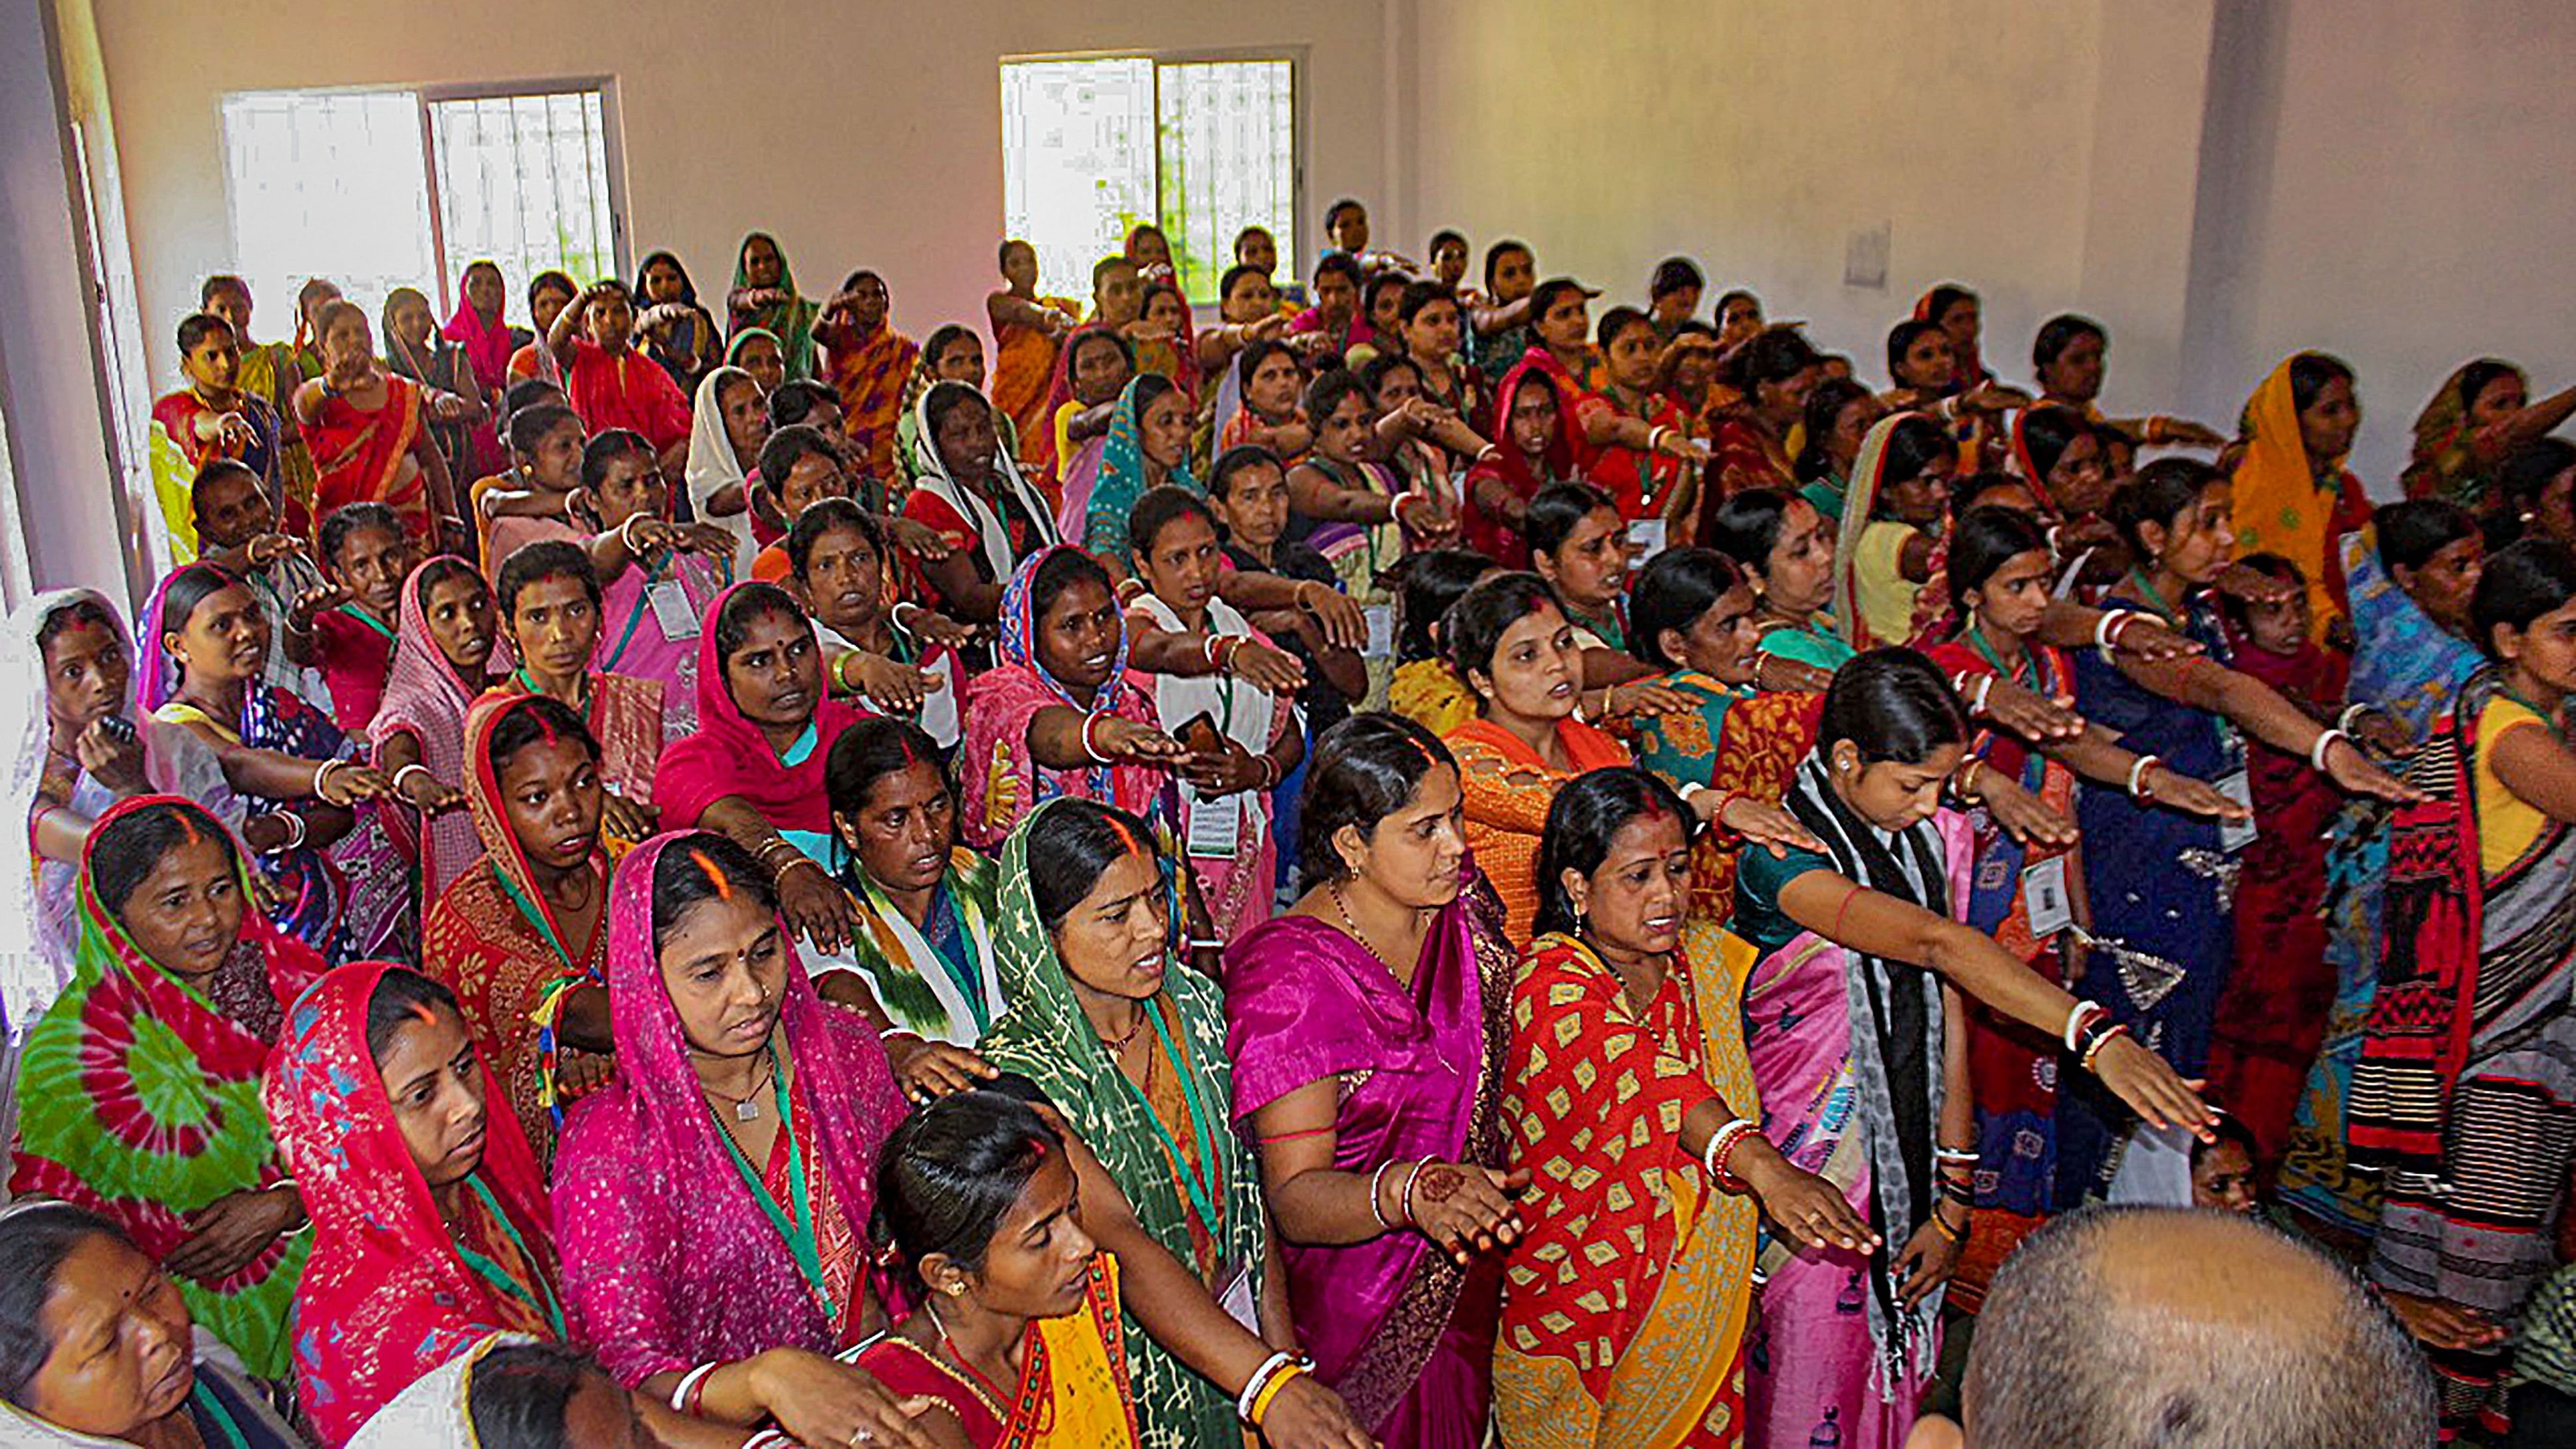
996, 45, 1308, 307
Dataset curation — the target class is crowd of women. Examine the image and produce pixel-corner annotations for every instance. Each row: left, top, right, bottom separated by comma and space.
6, 199, 2573, 1448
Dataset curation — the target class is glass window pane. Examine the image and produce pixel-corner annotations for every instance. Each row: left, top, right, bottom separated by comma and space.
1001, 57, 1156, 304
1156, 60, 1296, 308
219, 90, 434, 329
427, 87, 618, 325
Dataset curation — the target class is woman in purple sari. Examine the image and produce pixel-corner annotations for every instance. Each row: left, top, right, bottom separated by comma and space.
549, 829, 931, 1448
1224, 713, 1525, 1448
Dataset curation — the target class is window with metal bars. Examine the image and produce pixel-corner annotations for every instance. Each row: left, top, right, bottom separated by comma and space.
1000, 55, 1298, 308
218, 82, 622, 330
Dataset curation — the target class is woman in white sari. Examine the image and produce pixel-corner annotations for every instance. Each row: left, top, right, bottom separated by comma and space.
682, 363, 767, 577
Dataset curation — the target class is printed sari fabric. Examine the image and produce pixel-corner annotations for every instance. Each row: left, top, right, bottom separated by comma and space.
564, 340, 693, 457
268, 960, 563, 1446
906, 380, 1060, 612
552, 831, 905, 1386
853, 1253, 1143, 1449
1388, 658, 1477, 739
2353, 671, 2576, 1429
2231, 357, 2372, 645
1445, 716, 1631, 946
813, 847, 1004, 1045
1497, 923, 1762, 1449
960, 548, 1171, 848
479, 669, 665, 823
1732, 772, 1972, 1449
370, 557, 508, 901
423, 695, 616, 1161
1461, 358, 1574, 571
313, 602, 398, 735
307, 373, 431, 540
825, 323, 922, 485
1084, 375, 1203, 557
726, 234, 822, 381
8, 795, 321, 1380
1224, 885, 1514, 1444
1704, 407, 1795, 507
651, 581, 868, 846
595, 532, 731, 739
2277, 532, 2485, 1245
1629, 674, 1823, 923
152, 389, 292, 549
1574, 385, 1692, 525
993, 294, 1085, 467
1129, 592, 1292, 939
978, 803, 1269, 1449
2402, 361, 2523, 522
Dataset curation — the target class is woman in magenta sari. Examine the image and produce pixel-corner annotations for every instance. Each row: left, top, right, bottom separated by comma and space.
550, 829, 929, 1448
1224, 714, 1523, 1448
441, 260, 525, 482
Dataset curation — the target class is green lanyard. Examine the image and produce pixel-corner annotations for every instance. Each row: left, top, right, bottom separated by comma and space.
710, 1044, 837, 1323
190, 1383, 251, 1449
2499, 682, 2571, 744
1612, 387, 1665, 506
602, 552, 671, 672
335, 602, 395, 642
1110, 999, 1226, 1238
1963, 624, 2033, 688
453, 1173, 568, 1337
2123, 567, 2183, 624
494, 869, 580, 973
508, 668, 590, 718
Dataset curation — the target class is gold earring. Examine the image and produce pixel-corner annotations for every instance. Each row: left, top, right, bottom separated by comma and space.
947, 1283, 966, 1297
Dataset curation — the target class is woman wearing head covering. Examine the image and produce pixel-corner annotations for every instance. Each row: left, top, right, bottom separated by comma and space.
633, 250, 723, 399
894, 323, 1022, 487
958, 547, 1184, 849
725, 233, 820, 382
1034, 325, 1136, 518
550, 831, 920, 1446
441, 260, 526, 477
369, 556, 507, 902
2400, 359, 2576, 527
815, 270, 920, 485
383, 286, 491, 495
9, 796, 321, 1382
266, 962, 562, 1444
903, 379, 1059, 624
685, 365, 768, 577
2230, 352, 2373, 646
1831, 412, 1958, 651
1087, 375, 1202, 561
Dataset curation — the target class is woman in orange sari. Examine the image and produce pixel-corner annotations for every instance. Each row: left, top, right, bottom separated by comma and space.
816, 270, 921, 485
988, 240, 1082, 465
293, 300, 464, 547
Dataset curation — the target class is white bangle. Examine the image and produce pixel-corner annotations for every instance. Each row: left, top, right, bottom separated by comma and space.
393, 763, 435, 798
2125, 753, 2161, 801
1967, 673, 1994, 716
2062, 1000, 2107, 1054
1236, 1350, 1296, 1424
668, 1361, 717, 1414
1368, 1160, 1397, 1231
2092, 610, 2129, 650
618, 512, 649, 554
2309, 727, 2350, 773
2336, 703, 2372, 734
311, 757, 344, 805
1701, 1118, 1755, 1187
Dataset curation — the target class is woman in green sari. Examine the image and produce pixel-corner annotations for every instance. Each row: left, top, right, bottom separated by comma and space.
725, 233, 821, 382
978, 798, 1373, 1449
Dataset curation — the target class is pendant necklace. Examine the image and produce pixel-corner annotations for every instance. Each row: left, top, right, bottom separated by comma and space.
702, 1052, 777, 1123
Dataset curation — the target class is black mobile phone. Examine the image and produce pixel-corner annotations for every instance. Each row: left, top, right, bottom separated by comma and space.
96, 715, 137, 747
1175, 710, 1222, 756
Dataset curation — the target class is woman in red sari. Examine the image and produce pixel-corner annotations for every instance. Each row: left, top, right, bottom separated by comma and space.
1572, 308, 1706, 531
1698, 327, 1820, 529
817, 270, 921, 486
441, 260, 526, 481
293, 300, 466, 548
1463, 358, 1575, 570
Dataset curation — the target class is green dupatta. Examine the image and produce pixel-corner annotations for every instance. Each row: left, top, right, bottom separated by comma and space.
976, 801, 1268, 1449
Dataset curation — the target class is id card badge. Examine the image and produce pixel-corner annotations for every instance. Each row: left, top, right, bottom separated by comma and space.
1217, 1259, 1258, 1334
1185, 793, 1243, 859
647, 579, 701, 640
1363, 604, 1397, 661
2216, 770, 2257, 853
1626, 517, 1669, 562
2022, 854, 2074, 939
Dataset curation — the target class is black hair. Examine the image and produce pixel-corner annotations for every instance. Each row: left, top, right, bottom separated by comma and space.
1091, 255, 1137, 291
1427, 228, 1468, 256
1029, 546, 1113, 626
1649, 257, 1704, 300
1127, 485, 1218, 562
634, 250, 698, 308
1207, 444, 1285, 504
768, 379, 839, 429
1357, 350, 1421, 401
2472, 537, 2576, 662
175, 310, 234, 355
189, 457, 264, 522
2374, 499, 2480, 575
1025, 799, 1157, 932
1323, 196, 1366, 230
1885, 318, 1948, 384
1396, 279, 1457, 329
1793, 377, 1877, 483
1526, 481, 1618, 561
1445, 570, 1560, 686
1594, 305, 1655, 352
1921, 284, 1978, 328
1219, 262, 1270, 303
0, 1203, 132, 1406
1951, 471, 2034, 517
1724, 325, 1820, 395
413, 556, 486, 618
33, 596, 118, 656
320, 501, 405, 567
1946, 505, 2052, 601
872, 1090, 1065, 1300
576, 428, 653, 494
90, 798, 238, 919
1629, 546, 1744, 670
1876, 415, 1958, 498
488, 694, 600, 779
1533, 767, 1694, 937
201, 273, 248, 306
2452, 359, 2521, 419
509, 403, 584, 459
1231, 224, 1274, 258
526, 270, 576, 310
1817, 648, 1968, 764
465, 1341, 602, 1449
496, 539, 601, 617
2106, 457, 2225, 559
650, 831, 781, 952
1393, 548, 1495, 665
503, 378, 564, 417
711, 581, 808, 672
1482, 239, 1533, 292
1361, 271, 1411, 318
1302, 367, 1370, 427
2287, 351, 2356, 415
1063, 327, 1135, 385
836, 270, 883, 296
155, 562, 246, 654
785, 496, 882, 581
2015, 405, 2095, 485
1127, 371, 1178, 425
2191, 1110, 2261, 1174
1714, 288, 1759, 319
998, 238, 1034, 272
825, 716, 949, 831
757, 424, 842, 497
1298, 712, 1457, 883
2031, 313, 2105, 373
1705, 488, 1797, 577
921, 323, 978, 373
920, 381, 996, 470
2499, 438, 2576, 516
364, 965, 462, 1067
1312, 253, 1363, 290
1529, 278, 1591, 330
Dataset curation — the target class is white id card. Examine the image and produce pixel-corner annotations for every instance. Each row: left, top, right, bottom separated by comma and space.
2216, 770, 2257, 853
1363, 604, 1397, 661
647, 579, 701, 640
1185, 793, 1242, 859
2022, 855, 2074, 939
1626, 517, 1669, 562
1218, 1261, 1259, 1333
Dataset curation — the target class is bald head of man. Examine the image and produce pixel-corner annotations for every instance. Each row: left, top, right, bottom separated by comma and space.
1907, 1206, 2436, 1449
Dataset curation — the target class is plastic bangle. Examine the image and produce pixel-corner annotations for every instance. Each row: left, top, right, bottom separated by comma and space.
1966, 672, 1994, 717
2080, 1021, 2134, 1073
1080, 714, 1111, 765
2125, 753, 2161, 801
1202, 632, 1224, 670
1951, 759, 1985, 806
1234, 1350, 1296, 1424
2309, 727, 2350, 773
1368, 1160, 1397, 1231
1248, 1361, 1312, 1428
1702, 1118, 1755, 1191
1935, 1146, 1980, 1166
393, 763, 435, 799
261, 810, 307, 856
2092, 609, 2131, 651
1929, 1209, 1966, 1243
2062, 1000, 2108, 1054
311, 757, 345, 805
1399, 1155, 1435, 1227
669, 1361, 717, 1414
2336, 703, 2374, 734
618, 513, 650, 554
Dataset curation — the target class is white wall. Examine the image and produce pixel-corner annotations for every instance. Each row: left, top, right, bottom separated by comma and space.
95, 0, 1395, 393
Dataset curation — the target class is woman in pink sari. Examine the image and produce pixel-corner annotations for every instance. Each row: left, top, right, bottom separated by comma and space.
1224, 714, 1523, 1448
368, 556, 506, 902
441, 260, 526, 481
550, 829, 925, 1447
577, 428, 735, 736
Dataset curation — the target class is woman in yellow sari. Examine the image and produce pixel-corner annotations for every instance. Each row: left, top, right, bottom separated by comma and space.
1499, 767, 1870, 1448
